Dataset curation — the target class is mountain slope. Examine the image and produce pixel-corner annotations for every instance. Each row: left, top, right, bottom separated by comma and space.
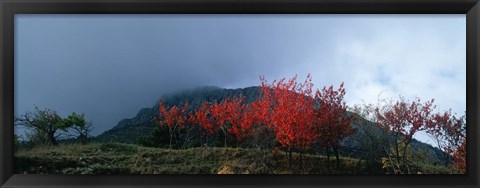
95, 86, 261, 143
95, 86, 446, 165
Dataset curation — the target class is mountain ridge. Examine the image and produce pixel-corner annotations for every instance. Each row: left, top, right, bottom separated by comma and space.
95, 86, 261, 143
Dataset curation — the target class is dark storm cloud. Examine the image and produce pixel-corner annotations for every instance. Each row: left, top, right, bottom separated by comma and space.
14, 15, 337, 136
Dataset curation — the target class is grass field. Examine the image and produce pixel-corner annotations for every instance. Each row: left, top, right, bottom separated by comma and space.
15, 142, 455, 174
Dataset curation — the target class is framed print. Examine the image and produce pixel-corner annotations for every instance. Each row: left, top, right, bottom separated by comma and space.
1, 0, 479, 187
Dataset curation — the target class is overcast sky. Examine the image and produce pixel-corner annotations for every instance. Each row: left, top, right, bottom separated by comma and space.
15, 14, 466, 145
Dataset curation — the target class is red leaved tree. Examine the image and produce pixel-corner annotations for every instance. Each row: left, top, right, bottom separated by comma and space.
245, 87, 276, 149
375, 97, 435, 174
453, 140, 466, 173
426, 110, 466, 167
189, 101, 214, 147
259, 74, 317, 169
210, 95, 246, 148
314, 82, 355, 168
231, 99, 261, 146
156, 100, 189, 149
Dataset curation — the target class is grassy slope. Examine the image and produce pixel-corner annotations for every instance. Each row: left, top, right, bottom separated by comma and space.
15, 142, 453, 174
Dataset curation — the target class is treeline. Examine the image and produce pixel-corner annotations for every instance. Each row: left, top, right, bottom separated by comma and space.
147, 74, 466, 174
15, 106, 93, 148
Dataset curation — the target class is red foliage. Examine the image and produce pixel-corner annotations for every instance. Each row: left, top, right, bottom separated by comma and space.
259, 74, 317, 150
149, 73, 466, 173
157, 100, 189, 149
314, 82, 355, 150
189, 95, 264, 145
190, 101, 215, 135
407, 98, 436, 139
374, 97, 437, 173
375, 98, 435, 143
210, 96, 243, 136
158, 100, 189, 129
212, 95, 247, 142
426, 110, 466, 166
453, 140, 466, 173
234, 100, 262, 142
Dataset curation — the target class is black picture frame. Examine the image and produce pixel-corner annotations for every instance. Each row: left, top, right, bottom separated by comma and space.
1, 0, 479, 187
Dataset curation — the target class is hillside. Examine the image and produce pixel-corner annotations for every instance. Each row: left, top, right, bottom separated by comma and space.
95, 86, 447, 165
95, 86, 261, 143
15, 142, 455, 174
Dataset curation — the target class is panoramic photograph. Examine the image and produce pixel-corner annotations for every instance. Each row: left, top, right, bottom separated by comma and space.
14, 14, 466, 174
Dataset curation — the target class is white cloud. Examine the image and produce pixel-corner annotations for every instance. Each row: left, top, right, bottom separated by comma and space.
308, 16, 466, 145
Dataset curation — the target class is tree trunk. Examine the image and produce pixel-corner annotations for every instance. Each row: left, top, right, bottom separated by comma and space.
395, 143, 400, 159
80, 134, 87, 145
384, 147, 397, 174
169, 132, 173, 150
402, 140, 412, 174
394, 133, 401, 167
223, 129, 227, 148
402, 145, 407, 172
300, 149, 305, 173
326, 148, 330, 168
334, 147, 340, 168
224, 136, 227, 148
204, 134, 208, 148
48, 132, 59, 146
445, 154, 450, 167
182, 132, 190, 149
289, 148, 293, 170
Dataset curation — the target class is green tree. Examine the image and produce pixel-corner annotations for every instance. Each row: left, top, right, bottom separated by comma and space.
65, 112, 93, 144
15, 106, 68, 146
13, 135, 22, 151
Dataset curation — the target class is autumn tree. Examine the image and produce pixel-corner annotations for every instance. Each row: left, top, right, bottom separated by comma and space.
210, 95, 246, 147
188, 97, 262, 148
238, 99, 271, 148
250, 78, 278, 149
259, 74, 317, 169
375, 97, 435, 174
156, 100, 189, 149
224, 96, 260, 147
189, 101, 214, 147
453, 140, 466, 173
211, 86, 275, 149
314, 82, 355, 168
426, 110, 466, 167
